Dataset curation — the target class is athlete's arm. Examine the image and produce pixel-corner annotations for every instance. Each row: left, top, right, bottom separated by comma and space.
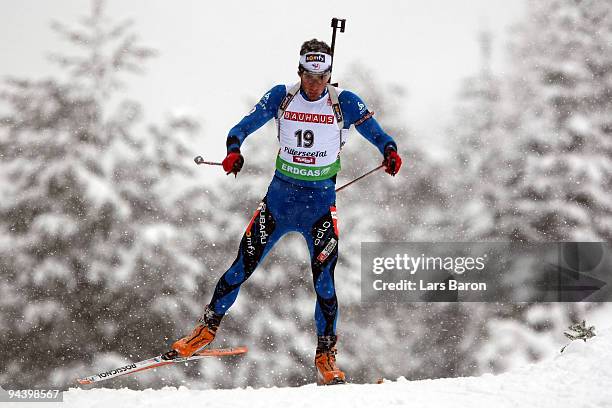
226, 85, 286, 153
338, 90, 397, 155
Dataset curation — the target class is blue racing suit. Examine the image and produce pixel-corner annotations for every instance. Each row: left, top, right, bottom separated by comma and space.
208, 85, 397, 336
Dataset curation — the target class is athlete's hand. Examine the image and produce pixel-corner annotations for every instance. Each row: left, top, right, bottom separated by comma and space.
222, 151, 244, 176
382, 146, 402, 176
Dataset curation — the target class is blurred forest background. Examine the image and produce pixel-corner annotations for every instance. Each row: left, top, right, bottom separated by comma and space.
1, 0, 611, 390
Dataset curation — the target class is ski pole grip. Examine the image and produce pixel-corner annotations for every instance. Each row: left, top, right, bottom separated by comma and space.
331, 18, 346, 32
193, 156, 223, 166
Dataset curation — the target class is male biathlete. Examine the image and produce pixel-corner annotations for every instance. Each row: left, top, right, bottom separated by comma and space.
171, 39, 402, 385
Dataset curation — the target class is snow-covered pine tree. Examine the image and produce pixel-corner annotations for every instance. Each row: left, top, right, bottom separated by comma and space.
499, 0, 612, 241
483, 0, 612, 372
336, 64, 482, 382
342, 63, 452, 243
447, 30, 517, 240
0, 0, 205, 388
446, 1, 610, 374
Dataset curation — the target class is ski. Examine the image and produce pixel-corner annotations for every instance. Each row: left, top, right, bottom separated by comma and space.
76, 346, 248, 385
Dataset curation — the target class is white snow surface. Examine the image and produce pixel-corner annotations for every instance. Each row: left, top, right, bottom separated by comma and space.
37, 327, 612, 408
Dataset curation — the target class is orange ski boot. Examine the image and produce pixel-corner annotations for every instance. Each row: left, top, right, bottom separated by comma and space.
315, 335, 346, 385
172, 305, 223, 357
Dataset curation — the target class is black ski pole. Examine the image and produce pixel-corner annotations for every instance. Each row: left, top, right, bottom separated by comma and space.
335, 164, 384, 193
194, 156, 222, 166
329, 17, 346, 86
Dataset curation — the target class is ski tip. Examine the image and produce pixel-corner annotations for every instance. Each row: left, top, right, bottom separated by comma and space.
76, 378, 93, 385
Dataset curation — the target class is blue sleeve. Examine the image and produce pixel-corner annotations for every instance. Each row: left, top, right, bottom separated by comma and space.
226, 85, 286, 152
338, 90, 397, 156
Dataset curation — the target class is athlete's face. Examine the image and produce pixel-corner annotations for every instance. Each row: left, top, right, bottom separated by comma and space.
300, 72, 330, 100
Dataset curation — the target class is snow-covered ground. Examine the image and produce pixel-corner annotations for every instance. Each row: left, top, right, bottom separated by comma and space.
12, 326, 609, 408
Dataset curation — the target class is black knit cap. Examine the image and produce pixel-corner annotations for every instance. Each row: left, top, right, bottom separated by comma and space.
300, 39, 332, 55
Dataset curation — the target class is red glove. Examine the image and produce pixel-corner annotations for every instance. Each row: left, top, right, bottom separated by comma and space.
382, 147, 402, 176
222, 151, 244, 176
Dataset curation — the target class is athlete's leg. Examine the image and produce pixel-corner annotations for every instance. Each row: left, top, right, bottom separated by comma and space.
303, 204, 345, 384
173, 192, 287, 356
303, 205, 339, 336
208, 196, 284, 314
